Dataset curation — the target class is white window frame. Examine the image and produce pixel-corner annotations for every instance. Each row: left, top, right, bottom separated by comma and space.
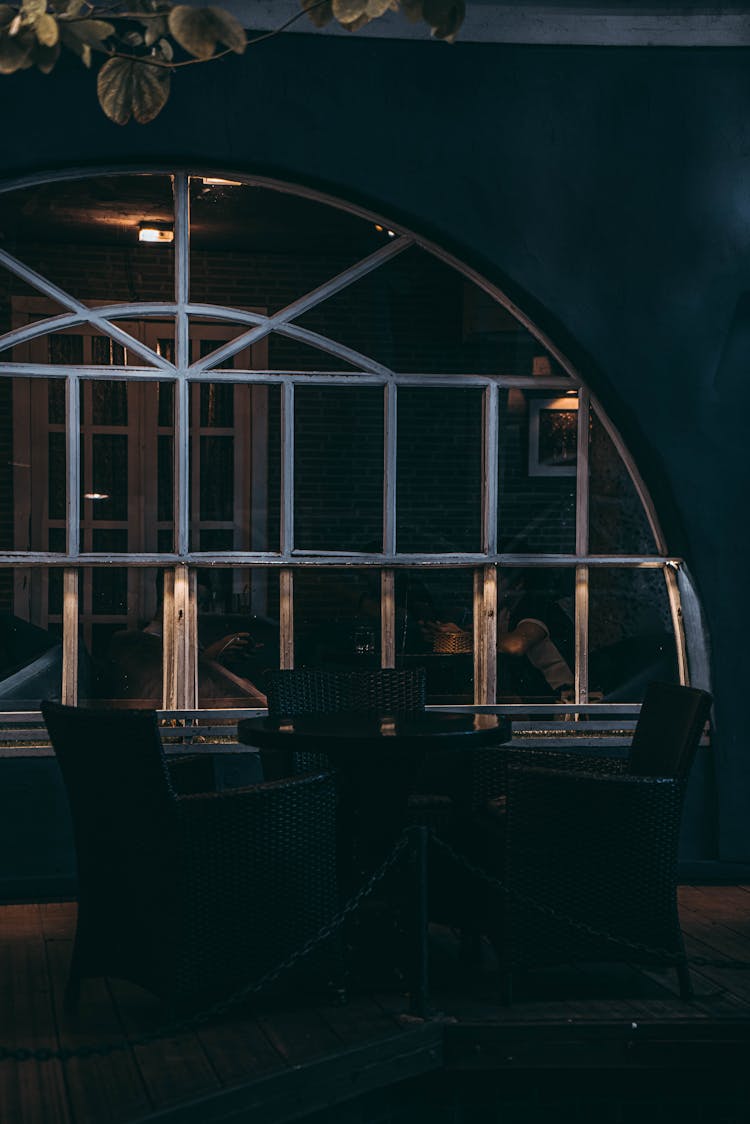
0, 170, 701, 715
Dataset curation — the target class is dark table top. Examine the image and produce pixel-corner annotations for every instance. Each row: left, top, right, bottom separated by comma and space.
238, 711, 511, 753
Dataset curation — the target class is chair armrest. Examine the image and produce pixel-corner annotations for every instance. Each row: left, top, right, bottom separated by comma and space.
502, 747, 627, 774
166, 753, 216, 795
505, 764, 684, 892
173, 771, 338, 876
499, 765, 687, 965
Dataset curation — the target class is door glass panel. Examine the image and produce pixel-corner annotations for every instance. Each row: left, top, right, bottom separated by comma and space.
79, 380, 174, 553
189, 382, 280, 551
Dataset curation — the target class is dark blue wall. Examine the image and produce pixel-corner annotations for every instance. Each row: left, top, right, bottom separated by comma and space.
1, 36, 747, 858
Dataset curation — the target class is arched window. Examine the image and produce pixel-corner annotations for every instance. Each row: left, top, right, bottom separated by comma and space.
0, 171, 699, 717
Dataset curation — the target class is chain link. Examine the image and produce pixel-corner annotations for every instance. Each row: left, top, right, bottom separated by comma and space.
430, 833, 750, 970
0, 831, 412, 1064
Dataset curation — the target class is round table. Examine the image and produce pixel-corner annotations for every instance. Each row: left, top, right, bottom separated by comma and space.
238, 711, 511, 875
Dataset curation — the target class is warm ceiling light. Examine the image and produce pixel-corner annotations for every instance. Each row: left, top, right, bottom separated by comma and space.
138, 221, 174, 244
200, 177, 242, 187
374, 224, 396, 237
84, 492, 110, 501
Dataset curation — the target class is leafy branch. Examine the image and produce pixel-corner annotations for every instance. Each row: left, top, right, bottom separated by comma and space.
0, 0, 465, 124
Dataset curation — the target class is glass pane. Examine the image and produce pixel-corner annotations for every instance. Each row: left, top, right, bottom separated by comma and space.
294, 569, 380, 669
188, 177, 382, 314
499, 389, 577, 553
398, 568, 474, 704
0, 568, 63, 710
78, 380, 174, 553
589, 568, 678, 701
495, 567, 576, 702
397, 387, 482, 552
0, 378, 64, 551
81, 566, 162, 706
294, 245, 566, 376
189, 382, 280, 551
295, 386, 383, 551
0, 174, 175, 304
196, 567, 278, 708
589, 409, 658, 554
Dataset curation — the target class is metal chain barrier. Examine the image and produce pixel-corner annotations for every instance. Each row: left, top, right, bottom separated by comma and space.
0, 831, 413, 1064
430, 833, 750, 970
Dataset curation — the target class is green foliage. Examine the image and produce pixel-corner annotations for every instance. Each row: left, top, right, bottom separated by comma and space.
0, 0, 466, 123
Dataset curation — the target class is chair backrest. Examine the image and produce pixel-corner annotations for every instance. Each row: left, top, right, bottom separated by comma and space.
41, 701, 176, 893
264, 667, 426, 716
627, 680, 712, 779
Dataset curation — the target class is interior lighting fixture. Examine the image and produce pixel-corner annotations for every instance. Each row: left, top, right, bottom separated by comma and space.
138, 221, 174, 244
374, 224, 396, 237
200, 177, 242, 187
84, 492, 110, 501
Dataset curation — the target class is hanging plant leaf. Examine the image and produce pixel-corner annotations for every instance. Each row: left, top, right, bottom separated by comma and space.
332, 0, 366, 22
422, 0, 464, 41
97, 55, 170, 124
167, 5, 246, 60
143, 14, 168, 46
34, 12, 59, 46
0, 28, 33, 72
300, 0, 334, 28
32, 36, 60, 70
365, 0, 395, 18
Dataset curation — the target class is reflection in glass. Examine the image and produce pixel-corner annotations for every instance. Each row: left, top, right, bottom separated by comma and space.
196, 567, 278, 708
398, 568, 474, 704
80, 380, 174, 553
589, 568, 677, 700
0, 568, 64, 710
81, 566, 161, 706
189, 382, 280, 551
495, 567, 576, 702
498, 390, 577, 553
589, 410, 658, 554
294, 569, 380, 669
397, 388, 482, 552
295, 386, 383, 551
0, 379, 63, 551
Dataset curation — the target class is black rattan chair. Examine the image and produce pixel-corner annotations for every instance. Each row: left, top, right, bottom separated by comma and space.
480, 681, 712, 1001
41, 700, 342, 1011
263, 667, 427, 774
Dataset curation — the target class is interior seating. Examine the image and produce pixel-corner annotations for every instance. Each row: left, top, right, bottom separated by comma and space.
41, 700, 343, 1011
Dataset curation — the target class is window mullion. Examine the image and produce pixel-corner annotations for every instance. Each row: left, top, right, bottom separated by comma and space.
62, 568, 78, 705
381, 382, 397, 666
476, 383, 499, 703
280, 381, 295, 668
575, 389, 590, 703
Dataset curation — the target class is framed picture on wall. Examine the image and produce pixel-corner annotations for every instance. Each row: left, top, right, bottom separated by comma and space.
528, 395, 578, 477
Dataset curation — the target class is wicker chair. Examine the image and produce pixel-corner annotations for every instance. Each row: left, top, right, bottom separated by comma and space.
477, 681, 712, 1001
482, 682, 712, 1000
263, 667, 427, 773
41, 700, 342, 1011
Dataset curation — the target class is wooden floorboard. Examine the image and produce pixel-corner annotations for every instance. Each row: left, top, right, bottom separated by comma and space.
1, 887, 750, 1124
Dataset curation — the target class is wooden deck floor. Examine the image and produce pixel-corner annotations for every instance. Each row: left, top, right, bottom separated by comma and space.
2, 887, 750, 1124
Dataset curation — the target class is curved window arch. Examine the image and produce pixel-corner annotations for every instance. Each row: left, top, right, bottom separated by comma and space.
0, 170, 701, 716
